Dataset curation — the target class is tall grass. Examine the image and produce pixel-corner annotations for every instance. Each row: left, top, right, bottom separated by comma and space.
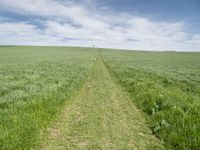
0, 46, 97, 149
102, 50, 200, 150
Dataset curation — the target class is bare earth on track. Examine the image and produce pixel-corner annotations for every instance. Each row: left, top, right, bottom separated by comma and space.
40, 57, 164, 150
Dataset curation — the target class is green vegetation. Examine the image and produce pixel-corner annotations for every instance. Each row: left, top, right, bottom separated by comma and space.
0, 46, 96, 149
40, 56, 164, 150
1, 46, 200, 150
102, 50, 200, 150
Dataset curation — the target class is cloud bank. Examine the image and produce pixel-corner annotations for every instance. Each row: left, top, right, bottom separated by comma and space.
0, 0, 200, 51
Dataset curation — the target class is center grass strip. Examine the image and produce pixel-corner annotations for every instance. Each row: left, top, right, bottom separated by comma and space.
40, 56, 164, 150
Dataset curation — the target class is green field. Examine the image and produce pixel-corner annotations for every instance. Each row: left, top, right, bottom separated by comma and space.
0, 46, 96, 149
0, 46, 200, 150
102, 50, 200, 150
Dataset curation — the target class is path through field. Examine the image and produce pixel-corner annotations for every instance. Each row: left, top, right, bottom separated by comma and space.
40, 56, 164, 150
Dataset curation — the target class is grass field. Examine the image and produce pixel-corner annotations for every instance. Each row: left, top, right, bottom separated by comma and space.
102, 50, 200, 150
39, 56, 164, 150
0, 46, 200, 150
0, 46, 96, 149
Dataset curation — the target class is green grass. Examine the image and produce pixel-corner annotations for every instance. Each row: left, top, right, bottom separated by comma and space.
40, 56, 164, 150
0, 46, 97, 149
102, 50, 200, 150
1, 46, 200, 150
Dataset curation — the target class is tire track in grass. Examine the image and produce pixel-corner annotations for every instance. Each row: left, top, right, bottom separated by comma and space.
40, 56, 164, 150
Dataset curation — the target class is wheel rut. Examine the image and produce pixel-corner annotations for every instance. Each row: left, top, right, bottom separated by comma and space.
40, 56, 164, 150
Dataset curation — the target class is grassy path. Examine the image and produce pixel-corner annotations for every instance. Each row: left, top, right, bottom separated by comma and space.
40, 56, 164, 150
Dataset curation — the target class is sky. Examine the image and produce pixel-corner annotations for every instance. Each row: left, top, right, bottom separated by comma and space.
0, 0, 200, 51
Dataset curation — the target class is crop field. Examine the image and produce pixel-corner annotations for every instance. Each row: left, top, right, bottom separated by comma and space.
0, 46, 200, 150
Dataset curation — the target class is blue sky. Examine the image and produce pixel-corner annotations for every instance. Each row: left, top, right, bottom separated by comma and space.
0, 0, 200, 51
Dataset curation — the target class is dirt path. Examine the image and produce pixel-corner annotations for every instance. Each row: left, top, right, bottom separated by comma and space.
40, 56, 164, 150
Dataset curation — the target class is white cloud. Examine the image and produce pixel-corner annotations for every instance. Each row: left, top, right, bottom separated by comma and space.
0, 0, 199, 51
